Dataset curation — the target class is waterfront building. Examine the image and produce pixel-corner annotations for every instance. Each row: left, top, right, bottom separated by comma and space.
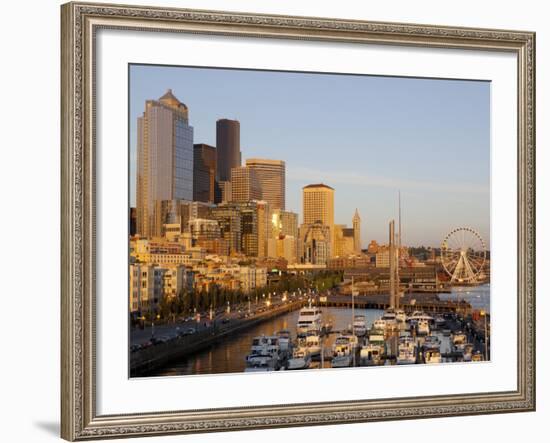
136, 89, 194, 237
239, 267, 268, 293
130, 264, 194, 315
302, 183, 335, 255
245, 158, 286, 210
216, 118, 241, 182
231, 166, 261, 203
130, 264, 161, 314
353, 209, 362, 253
193, 143, 216, 203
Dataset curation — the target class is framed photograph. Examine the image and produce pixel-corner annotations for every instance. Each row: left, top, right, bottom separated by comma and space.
61, 1, 535, 440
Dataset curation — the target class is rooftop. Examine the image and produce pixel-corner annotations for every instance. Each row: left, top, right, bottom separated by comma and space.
303, 183, 334, 190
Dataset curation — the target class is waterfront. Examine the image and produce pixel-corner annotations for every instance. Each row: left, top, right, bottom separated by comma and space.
438, 284, 490, 311
147, 307, 383, 376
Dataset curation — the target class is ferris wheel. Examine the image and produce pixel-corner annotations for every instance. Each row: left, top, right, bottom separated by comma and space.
441, 227, 486, 284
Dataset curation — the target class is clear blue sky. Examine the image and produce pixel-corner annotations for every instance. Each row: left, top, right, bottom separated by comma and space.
129, 64, 490, 248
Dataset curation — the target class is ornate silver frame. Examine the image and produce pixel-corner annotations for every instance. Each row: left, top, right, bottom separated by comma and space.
61, 2, 536, 440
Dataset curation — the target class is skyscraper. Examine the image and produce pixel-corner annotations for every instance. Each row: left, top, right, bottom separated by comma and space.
193, 143, 216, 203
303, 184, 334, 226
231, 166, 261, 203
353, 209, 361, 253
136, 89, 194, 237
302, 183, 335, 257
216, 119, 241, 182
245, 158, 286, 211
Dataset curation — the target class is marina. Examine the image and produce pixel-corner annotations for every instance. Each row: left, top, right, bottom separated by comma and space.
138, 285, 489, 377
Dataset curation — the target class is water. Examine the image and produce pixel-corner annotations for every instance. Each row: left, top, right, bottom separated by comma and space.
437, 283, 491, 311
149, 307, 383, 376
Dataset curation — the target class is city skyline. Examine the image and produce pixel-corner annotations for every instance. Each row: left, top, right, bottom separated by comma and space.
130, 64, 490, 247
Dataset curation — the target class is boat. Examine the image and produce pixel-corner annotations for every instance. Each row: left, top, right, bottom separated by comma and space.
396, 337, 417, 365
352, 315, 368, 337
305, 332, 322, 360
422, 335, 440, 350
276, 330, 292, 354
381, 309, 397, 325
373, 318, 387, 331
296, 305, 322, 336
331, 334, 358, 368
451, 331, 467, 353
395, 309, 407, 323
245, 335, 281, 371
360, 329, 386, 366
407, 311, 433, 325
434, 314, 446, 328
463, 343, 475, 362
424, 349, 442, 364
417, 319, 430, 336
287, 347, 312, 370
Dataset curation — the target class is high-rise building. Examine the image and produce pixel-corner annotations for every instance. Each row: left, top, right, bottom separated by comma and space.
302, 183, 334, 226
211, 204, 242, 255
136, 89, 194, 237
193, 143, 216, 203
245, 158, 286, 210
216, 119, 241, 182
270, 209, 298, 239
231, 166, 261, 203
299, 222, 331, 265
353, 209, 361, 253
302, 183, 335, 255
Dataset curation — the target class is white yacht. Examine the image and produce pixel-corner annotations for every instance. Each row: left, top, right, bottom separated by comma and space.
395, 309, 407, 323
422, 335, 441, 350
452, 331, 467, 353
276, 330, 292, 354
245, 335, 281, 371
417, 319, 430, 336
407, 311, 433, 325
305, 332, 322, 360
297, 305, 322, 336
287, 347, 311, 370
360, 329, 386, 366
331, 334, 358, 368
381, 309, 397, 325
353, 315, 368, 337
396, 337, 417, 365
373, 318, 387, 331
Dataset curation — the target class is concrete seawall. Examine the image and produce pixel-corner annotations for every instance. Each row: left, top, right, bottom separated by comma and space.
130, 300, 303, 377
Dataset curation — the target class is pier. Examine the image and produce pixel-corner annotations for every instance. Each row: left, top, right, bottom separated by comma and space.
321, 293, 472, 313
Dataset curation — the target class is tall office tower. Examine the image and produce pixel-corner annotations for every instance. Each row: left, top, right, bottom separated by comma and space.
231, 166, 261, 203
193, 143, 216, 203
302, 183, 334, 226
302, 183, 335, 255
216, 119, 241, 182
136, 89, 194, 237
245, 158, 286, 210
298, 222, 332, 265
353, 209, 361, 253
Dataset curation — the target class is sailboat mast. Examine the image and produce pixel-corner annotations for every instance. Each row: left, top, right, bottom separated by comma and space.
397, 191, 401, 310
